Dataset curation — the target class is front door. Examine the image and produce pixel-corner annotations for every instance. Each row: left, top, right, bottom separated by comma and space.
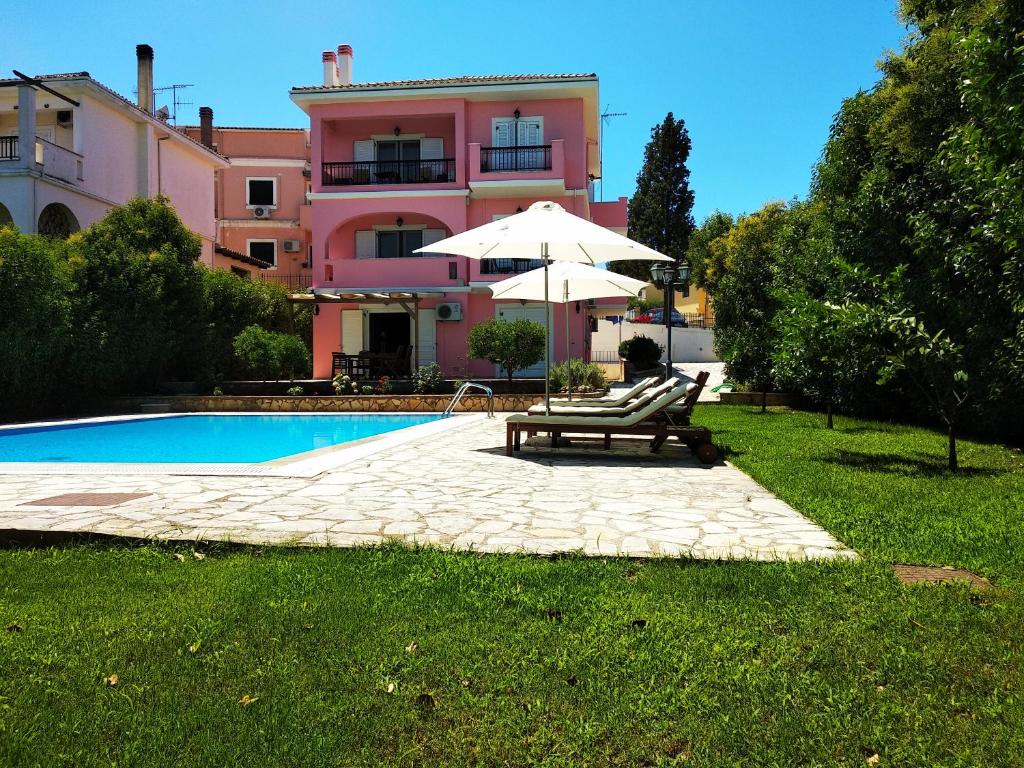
495, 304, 549, 378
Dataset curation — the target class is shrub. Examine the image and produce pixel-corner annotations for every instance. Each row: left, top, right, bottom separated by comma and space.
618, 336, 663, 369
375, 376, 393, 394
286, 385, 304, 397
412, 363, 445, 394
549, 359, 607, 393
332, 374, 358, 395
360, 385, 375, 395
212, 386, 224, 396
467, 318, 546, 383
232, 326, 310, 382
273, 333, 311, 381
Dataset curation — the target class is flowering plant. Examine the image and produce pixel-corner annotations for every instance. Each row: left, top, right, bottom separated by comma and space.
375, 375, 393, 394
332, 373, 359, 395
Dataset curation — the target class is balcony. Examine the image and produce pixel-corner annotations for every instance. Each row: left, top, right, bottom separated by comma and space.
0, 136, 16, 160
0, 136, 83, 186
322, 158, 456, 187
260, 272, 313, 292
480, 145, 551, 173
479, 258, 544, 275
319, 256, 459, 290
468, 139, 566, 198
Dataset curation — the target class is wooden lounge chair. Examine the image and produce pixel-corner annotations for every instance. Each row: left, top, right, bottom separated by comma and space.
528, 377, 681, 416
507, 371, 717, 463
548, 375, 660, 408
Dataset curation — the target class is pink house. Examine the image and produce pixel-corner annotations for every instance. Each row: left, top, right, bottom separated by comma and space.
181, 115, 313, 290
290, 46, 627, 380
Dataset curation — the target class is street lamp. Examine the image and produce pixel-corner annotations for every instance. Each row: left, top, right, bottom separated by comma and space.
650, 259, 691, 381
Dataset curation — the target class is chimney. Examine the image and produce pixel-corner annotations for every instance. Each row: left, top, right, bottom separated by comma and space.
337, 45, 353, 86
321, 50, 339, 87
136, 44, 154, 114
199, 106, 213, 149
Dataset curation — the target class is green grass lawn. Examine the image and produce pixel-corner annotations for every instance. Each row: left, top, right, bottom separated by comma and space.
1, 406, 1022, 766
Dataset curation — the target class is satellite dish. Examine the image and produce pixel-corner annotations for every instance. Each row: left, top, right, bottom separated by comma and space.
155, 105, 170, 120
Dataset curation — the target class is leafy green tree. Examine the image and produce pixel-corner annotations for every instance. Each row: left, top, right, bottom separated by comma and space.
467, 318, 546, 383
686, 211, 734, 292
273, 334, 311, 382
67, 196, 205, 396
0, 228, 74, 417
615, 112, 695, 280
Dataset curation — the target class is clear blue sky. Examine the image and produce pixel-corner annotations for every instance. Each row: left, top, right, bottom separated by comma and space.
5, 0, 907, 221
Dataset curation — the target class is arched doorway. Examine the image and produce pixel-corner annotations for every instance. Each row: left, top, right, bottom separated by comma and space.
37, 203, 80, 238
0, 202, 12, 228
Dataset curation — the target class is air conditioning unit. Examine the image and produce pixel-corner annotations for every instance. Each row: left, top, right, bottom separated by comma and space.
282, 239, 301, 253
436, 302, 462, 321
253, 206, 271, 219
586, 298, 598, 308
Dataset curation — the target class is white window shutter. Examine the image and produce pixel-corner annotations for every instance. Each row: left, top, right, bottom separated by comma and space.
416, 309, 437, 366
420, 229, 446, 256
353, 140, 374, 162
341, 310, 364, 355
493, 120, 513, 147
419, 138, 443, 160
355, 230, 376, 259
517, 119, 542, 146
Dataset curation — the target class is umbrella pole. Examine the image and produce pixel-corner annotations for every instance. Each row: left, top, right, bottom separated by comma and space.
543, 243, 550, 416
564, 280, 571, 401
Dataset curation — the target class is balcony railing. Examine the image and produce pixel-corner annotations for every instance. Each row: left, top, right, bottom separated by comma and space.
322, 159, 456, 186
480, 258, 544, 275
0, 136, 18, 160
480, 145, 552, 173
260, 272, 312, 292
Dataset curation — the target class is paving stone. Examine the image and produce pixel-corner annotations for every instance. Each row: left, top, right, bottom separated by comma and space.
0, 417, 854, 561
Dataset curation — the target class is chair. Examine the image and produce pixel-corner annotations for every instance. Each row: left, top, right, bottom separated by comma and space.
527, 377, 680, 416
506, 372, 717, 463
542, 376, 662, 409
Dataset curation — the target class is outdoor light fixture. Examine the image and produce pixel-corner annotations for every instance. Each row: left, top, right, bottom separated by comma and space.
396, 217, 404, 227
648, 259, 691, 381
393, 126, 401, 136
515, 206, 523, 213
513, 108, 520, 120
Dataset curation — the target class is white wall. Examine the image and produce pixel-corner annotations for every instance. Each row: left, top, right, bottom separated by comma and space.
591, 319, 718, 363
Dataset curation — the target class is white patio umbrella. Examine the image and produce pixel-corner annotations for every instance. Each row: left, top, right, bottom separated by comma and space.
414, 200, 671, 414
489, 262, 647, 400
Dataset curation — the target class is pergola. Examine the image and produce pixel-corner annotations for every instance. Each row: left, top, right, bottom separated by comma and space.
288, 286, 470, 369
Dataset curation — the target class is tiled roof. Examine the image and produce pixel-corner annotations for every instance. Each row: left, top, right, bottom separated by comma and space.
215, 245, 272, 270
1, 71, 227, 162
291, 73, 597, 93
177, 125, 306, 132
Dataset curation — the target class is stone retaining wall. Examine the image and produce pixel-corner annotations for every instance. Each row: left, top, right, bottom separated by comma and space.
115, 394, 546, 414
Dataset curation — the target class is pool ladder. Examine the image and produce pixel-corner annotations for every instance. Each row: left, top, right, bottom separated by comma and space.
444, 382, 495, 418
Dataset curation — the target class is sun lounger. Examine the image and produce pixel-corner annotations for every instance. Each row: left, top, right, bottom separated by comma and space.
507, 371, 717, 463
548, 375, 660, 408
527, 377, 683, 416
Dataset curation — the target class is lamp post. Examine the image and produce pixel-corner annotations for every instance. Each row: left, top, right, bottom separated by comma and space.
649, 259, 691, 381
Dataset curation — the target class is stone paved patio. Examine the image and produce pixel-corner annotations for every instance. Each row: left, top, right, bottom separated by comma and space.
0, 417, 854, 560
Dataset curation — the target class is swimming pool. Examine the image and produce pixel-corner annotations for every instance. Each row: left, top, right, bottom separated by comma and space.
0, 414, 446, 464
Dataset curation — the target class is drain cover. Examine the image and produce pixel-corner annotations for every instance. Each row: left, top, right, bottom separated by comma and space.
21, 493, 151, 507
892, 564, 991, 589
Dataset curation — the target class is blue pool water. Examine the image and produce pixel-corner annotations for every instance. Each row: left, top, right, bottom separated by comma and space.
0, 414, 444, 464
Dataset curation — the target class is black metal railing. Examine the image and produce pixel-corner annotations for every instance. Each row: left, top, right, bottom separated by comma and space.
0, 136, 18, 161
322, 158, 455, 186
480, 145, 551, 172
480, 258, 545, 275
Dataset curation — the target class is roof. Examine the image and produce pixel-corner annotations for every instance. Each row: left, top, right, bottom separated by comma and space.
0, 71, 228, 164
215, 244, 272, 270
291, 73, 597, 93
178, 125, 306, 133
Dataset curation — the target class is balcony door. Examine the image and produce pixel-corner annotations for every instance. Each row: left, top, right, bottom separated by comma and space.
491, 116, 544, 170
376, 140, 420, 183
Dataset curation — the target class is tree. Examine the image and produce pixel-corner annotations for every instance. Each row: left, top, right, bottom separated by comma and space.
467, 318, 546, 383
686, 211, 734, 293
616, 112, 695, 280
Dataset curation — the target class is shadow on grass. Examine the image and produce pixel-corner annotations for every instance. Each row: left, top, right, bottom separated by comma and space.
818, 450, 1002, 478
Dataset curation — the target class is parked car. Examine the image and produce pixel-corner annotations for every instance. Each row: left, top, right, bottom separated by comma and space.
643, 308, 689, 327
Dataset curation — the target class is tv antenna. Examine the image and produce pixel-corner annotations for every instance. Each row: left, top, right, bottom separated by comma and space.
151, 83, 194, 125
599, 105, 627, 202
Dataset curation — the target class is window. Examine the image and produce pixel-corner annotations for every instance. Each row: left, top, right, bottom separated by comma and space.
247, 239, 277, 267
377, 230, 422, 259
246, 177, 276, 207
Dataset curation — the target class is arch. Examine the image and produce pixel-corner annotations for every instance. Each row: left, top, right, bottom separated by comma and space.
0, 201, 12, 229
324, 211, 454, 261
37, 202, 80, 239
